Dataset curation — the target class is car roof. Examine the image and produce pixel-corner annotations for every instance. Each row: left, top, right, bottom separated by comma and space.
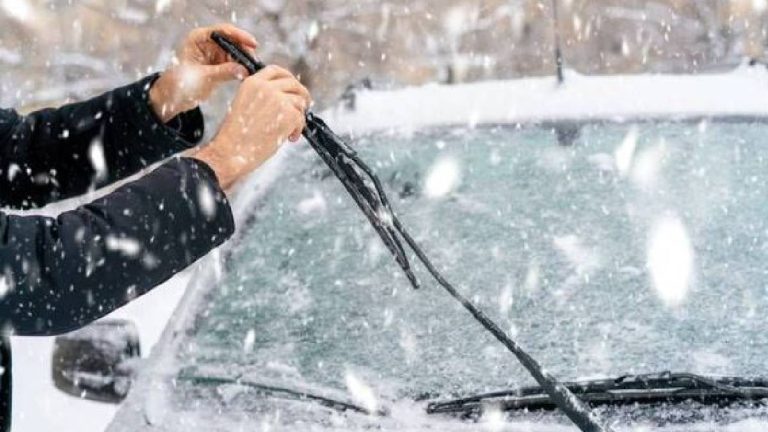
324, 65, 768, 135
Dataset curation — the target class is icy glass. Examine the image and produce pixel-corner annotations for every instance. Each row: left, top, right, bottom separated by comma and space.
177, 121, 768, 404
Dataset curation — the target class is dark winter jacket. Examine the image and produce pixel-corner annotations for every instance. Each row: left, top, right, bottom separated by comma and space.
0, 74, 235, 336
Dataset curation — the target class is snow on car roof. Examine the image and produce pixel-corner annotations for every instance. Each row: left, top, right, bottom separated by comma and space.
324, 65, 768, 134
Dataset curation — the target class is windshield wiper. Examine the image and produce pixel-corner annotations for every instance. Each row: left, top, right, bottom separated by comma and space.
427, 372, 768, 416
177, 374, 389, 416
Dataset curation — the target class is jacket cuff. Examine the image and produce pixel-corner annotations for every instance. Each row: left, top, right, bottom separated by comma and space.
173, 156, 235, 235
118, 73, 205, 151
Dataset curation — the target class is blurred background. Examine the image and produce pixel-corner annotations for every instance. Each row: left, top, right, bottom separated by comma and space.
1, 0, 768, 111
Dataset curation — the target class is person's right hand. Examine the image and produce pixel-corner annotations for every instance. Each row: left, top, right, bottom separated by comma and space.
192, 65, 311, 189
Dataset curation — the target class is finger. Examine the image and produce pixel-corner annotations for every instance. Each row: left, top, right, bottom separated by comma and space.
289, 116, 306, 142
204, 62, 249, 84
286, 93, 309, 114
289, 129, 302, 142
255, 65, 294, 81
209, 23, 259, 48
272, 78, 312, 107
293, 107, 307, 131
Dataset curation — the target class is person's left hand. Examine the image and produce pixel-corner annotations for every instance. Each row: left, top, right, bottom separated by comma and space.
149, 23, 258, 123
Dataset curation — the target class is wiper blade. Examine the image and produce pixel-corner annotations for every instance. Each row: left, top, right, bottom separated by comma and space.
177, 374, 389, 416
303, 113, 421, 289
427, 372, 768, 415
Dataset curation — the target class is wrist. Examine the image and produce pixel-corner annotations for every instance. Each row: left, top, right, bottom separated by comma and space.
192, 143, 238, 189
149, 71, 189, 123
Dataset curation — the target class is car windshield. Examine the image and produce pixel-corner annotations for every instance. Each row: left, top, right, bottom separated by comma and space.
167, 121, 768, 429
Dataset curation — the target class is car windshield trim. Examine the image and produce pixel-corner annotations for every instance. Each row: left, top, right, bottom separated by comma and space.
426, 372, 768, 415
176, 373, 389, 417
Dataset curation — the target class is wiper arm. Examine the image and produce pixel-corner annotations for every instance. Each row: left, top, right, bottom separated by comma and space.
427, 371, 768, 416
177, 374, 389, 416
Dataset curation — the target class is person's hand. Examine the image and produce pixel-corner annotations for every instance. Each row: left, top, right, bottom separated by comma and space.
192, 65, 311, 189
149, 23, 258, 123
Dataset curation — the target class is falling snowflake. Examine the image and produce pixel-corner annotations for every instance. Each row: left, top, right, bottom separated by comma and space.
242, 329, 256, 352
614, 125, 638, 176
197, 182, 217, 220
106, 236, 141, 258
424, 156, 461, 198
89, 138, 107, 182
647, 214, 694, 308
344, 371, 378, 414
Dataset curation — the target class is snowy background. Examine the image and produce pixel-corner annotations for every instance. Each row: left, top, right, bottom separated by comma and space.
2, 0, 768, 112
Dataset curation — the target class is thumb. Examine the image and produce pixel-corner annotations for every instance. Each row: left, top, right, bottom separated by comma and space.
203, 62, 249, 84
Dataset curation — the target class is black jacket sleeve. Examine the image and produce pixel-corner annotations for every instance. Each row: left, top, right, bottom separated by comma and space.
0, 74, 204, 209
0, 157, 235, 336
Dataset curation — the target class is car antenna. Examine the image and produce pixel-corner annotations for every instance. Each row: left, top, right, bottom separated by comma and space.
211, 31, 613, 432
552, 0, 565, 85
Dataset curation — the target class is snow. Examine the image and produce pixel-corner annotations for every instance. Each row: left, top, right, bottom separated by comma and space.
631, 139, 667, 190
5, 164, 19, 182
155, 0, 172, 14
196, 182, 217, 220
480, 407, 506, 432
297, 190, 328, 215
344, 371, 379, 415
1, 0, 34, 23
524, 261, 541, 293
0, 47, 21, 65
0, 275, 7, 301
646, 214, 694, 308
259, 0, 287, 15
553, 234, 602, 276
326, 66, 768, 135
242, 329, 256, 353
105, 236, 142, 258
615, 126, 639, 176
89, 138, 107, 181
423, 156, 461, 198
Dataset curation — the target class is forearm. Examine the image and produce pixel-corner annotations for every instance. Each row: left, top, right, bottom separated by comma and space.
0, 157, 234, 336
0, 75, 205, 209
